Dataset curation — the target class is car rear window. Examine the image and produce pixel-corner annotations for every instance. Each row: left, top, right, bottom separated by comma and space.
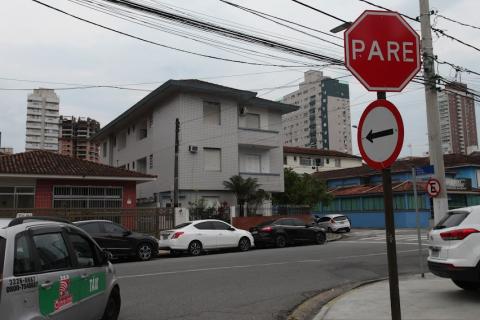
434, 211, 470, 230
256, 220, 276, 227
333, 216, 348, 222
174, 222, 191, 229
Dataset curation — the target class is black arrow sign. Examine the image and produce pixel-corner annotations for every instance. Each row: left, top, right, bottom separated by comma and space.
366, 128, 394, 143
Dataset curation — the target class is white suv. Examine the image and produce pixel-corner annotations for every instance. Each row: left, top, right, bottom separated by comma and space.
0, 216, 121, 320
428, 206, 480, 290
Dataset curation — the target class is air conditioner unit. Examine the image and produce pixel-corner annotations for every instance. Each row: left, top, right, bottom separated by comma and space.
189, 145, 198, 153
239, 106, 248, 115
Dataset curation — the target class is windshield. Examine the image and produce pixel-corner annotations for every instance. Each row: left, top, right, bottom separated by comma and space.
434, 211, 470, 230
333, 216, 348, 222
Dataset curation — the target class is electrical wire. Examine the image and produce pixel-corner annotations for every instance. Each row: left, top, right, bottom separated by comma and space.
435, 14, 480, 31
32, 0, 319, 68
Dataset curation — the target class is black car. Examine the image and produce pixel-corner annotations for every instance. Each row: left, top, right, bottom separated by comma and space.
250, 218, 326, 248
74, 220, 159, 261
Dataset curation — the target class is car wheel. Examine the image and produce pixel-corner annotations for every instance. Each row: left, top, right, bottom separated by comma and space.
102, 287, 121, 320
315, 232, 326, 245
188, 240, 202, 256
275, 235, 287, 248
345, 228, 351, 233
238, 237, 251, 252
137, 243, 153, 261
452, 280, 480, 291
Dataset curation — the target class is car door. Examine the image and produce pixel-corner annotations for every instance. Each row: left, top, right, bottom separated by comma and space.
65, 229, 107, 320
276, 219, 297, 241
292, 219, 313, 242
192, 221, 218, 249
29, 228, 91, 320
100, 222, 133, 257
212, 221, 239, 248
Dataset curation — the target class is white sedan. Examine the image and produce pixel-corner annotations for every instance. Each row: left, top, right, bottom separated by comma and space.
158, 219, 254, 256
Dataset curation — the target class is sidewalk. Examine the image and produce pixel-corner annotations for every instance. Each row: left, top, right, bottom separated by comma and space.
315, 274, 479, 320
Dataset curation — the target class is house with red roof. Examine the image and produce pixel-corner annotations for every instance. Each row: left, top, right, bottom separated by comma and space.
0, 150, 155, 210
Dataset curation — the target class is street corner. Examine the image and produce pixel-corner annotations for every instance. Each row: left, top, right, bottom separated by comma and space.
315, 274, 480, 320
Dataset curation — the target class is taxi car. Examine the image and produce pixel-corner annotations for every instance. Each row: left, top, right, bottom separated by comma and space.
0, 216, 121, 320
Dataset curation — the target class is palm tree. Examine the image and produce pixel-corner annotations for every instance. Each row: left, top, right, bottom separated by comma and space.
223, 175, 259, 216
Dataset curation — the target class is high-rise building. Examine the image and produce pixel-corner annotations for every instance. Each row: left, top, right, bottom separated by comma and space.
438, 82, 478, 155
281, 70, 352, 153
25, 89, 60, 152
59, 116, 101, 162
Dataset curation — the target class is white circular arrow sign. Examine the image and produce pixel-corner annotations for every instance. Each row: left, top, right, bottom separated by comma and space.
358, 99, 404, 169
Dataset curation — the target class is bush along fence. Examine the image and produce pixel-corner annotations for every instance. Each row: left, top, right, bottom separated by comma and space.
0, 208, 174, 238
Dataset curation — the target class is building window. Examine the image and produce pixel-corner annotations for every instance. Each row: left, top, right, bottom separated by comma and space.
204, 148, 221, 171
138, 119, 148, 140
326, 158, 330, 164
203, 101, 221, 125
52, 186, 123, 209
149, 154, 153, 169
335, 159, 341, 167
243, 154, 261, 173
102, 142, 107, 158
118, 132, 127, 150
245, 113, 260, 129
0, 186, 35, 209
300, 157, 311, 166
136, 157, 147, 174
283, 156, 287, 165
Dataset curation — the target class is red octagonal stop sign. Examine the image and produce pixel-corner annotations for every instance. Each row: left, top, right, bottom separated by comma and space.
345, 10, 421, 92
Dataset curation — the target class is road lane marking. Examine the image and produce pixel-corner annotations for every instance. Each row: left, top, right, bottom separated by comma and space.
118, 249, 423, 280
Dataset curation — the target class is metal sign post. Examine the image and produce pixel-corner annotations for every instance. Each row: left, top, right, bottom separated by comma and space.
377, 91, 401, 320
411, 167, 425, 278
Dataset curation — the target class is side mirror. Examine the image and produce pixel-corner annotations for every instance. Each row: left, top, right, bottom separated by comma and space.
100, 250, 113, 265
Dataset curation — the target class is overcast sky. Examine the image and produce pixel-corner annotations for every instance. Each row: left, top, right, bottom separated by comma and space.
1, 0, 479, 157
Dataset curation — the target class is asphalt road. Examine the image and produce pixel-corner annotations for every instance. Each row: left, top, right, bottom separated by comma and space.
115, 229, 428, 320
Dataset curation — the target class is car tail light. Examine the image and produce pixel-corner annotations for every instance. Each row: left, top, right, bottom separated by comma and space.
171, 232, 184, 239
440, 228, 479, 241
260, 226, 273, 232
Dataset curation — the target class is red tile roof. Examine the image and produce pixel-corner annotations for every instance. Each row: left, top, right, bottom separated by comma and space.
283, 146, 361, 159
329, 181, 480, 196
315, 154, 480, 180
0, 151, 155, 180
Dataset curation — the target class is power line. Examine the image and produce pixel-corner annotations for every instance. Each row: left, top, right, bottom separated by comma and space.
95, 0, 343, 65
219, 0, 343, 48
290, 0, 349, 24
32, 0, 319, 68
435, 13, 480, 31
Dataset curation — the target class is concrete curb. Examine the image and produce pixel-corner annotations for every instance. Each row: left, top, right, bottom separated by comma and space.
286, 278, 386, 320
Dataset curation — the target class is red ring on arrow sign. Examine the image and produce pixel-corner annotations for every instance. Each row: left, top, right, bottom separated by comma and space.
357, 99, 404, 170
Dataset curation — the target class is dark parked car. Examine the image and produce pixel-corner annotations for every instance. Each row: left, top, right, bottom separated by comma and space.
250, 218, 326, 248
74, 220, 159, 261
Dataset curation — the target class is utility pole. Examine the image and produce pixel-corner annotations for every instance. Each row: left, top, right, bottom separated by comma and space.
419, 0, 449, 224
173, 118, 180, 209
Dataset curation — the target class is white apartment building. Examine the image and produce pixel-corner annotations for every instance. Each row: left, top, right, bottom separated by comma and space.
281, 70, 352, 153
283, 146, 362, 175
92, 80, 298, 207
25, 89, 60, 152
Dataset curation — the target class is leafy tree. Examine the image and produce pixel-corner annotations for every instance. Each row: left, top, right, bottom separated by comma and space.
273, 168, 332, 207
